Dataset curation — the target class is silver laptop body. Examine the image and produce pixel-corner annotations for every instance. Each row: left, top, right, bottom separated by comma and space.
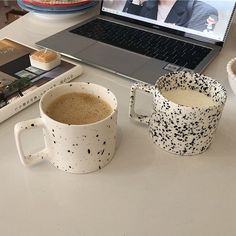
37, 0, 236, 84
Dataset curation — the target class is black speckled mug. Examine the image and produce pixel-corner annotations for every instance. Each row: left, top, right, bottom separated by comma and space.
129, 71, 227, 155
15, 82, 118, 173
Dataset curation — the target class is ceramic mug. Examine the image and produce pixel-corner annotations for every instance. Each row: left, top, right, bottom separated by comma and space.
14, 82, 118, 173
227, 57, 236, 96
129, 71, 227, 155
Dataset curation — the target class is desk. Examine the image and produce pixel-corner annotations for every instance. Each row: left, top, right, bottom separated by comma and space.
0, 10, 236, 236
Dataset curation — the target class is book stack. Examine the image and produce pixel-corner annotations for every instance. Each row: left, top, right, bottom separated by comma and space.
0, 38, 83, 123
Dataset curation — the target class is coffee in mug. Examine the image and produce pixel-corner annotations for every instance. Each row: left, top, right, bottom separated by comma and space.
129, 71, 227, 156
14, 82, 118, 173
161, 88, 217, 107
46, 92, 113, 125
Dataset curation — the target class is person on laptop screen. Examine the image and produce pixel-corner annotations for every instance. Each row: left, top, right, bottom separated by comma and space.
123, 0, 218, 32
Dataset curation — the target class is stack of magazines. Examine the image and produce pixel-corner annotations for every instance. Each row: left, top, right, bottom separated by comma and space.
0, 39, 83, 123
17, 0, 98, 15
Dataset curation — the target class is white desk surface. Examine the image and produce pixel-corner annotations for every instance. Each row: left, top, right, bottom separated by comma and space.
0, 9, 236, 236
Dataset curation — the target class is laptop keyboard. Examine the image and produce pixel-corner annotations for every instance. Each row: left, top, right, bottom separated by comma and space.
71, 19, 211, 70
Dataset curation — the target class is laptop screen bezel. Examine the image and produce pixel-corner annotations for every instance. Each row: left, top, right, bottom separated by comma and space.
100, 0, 236, 47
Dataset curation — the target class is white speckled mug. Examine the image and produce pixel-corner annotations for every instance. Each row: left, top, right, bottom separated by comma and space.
129, 71, 227, 156
14, 82, 118, 173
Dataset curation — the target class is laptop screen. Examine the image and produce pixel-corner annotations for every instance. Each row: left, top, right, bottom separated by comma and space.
101, 0, 236, 42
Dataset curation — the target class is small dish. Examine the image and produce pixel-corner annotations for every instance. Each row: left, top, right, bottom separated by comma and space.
227, 57, 236, 95
30, 49, 61, 71
17, 0, 98, 14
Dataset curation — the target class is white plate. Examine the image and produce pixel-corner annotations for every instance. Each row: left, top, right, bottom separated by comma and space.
32, 11, 85, 20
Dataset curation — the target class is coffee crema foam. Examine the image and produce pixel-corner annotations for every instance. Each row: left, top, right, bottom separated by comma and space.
46, 92, 113, 125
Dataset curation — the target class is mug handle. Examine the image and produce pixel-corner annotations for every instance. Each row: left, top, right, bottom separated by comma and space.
129, 82, 155, 125
14, 118, 49, 166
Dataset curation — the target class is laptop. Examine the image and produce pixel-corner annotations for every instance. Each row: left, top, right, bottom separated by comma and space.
37, 0, 236, 84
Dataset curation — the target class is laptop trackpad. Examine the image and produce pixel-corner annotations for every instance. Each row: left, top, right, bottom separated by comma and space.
37, 31, 96, 56
76, 42, 150, 75
132, 59, 169, 84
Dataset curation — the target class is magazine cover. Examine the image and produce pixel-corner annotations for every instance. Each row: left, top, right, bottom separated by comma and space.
0, 38, 83, 123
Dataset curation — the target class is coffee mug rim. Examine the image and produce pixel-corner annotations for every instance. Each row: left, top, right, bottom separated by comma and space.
227, 57, 236, 79
39, 82, 118, 127
155, 71, 227, 109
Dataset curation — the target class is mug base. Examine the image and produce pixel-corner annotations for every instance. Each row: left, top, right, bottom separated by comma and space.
50, 154, 115, 174
149, 132, 212, 156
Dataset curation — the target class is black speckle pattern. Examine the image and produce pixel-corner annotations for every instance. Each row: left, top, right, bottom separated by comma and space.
130, 71, 227, 155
